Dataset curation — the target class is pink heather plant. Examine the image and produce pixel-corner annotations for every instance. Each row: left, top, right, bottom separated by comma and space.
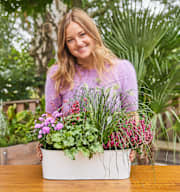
103, 118, 153, 151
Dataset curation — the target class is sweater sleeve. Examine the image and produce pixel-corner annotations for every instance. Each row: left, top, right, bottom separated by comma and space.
45, 65, 62, 114
120, 60, 138, 112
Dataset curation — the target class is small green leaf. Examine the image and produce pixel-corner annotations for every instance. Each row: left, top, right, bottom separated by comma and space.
53, 143, 63, 149
79, 147, 90, 157
64, 148, 78, 160
51, 133, 61, 142
87, 135, 94, 142
90, 143, 104, 153
63, 136, 74, 147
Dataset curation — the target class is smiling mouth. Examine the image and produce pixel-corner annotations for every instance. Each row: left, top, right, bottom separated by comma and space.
78, 46, 88, 52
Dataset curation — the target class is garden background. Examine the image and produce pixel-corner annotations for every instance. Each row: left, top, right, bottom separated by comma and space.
0, 0, 179, 164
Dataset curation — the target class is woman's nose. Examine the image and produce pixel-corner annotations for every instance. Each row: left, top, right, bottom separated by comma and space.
75, 38, 84, 47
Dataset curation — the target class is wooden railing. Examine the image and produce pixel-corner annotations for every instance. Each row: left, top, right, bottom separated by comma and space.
3, 99, 40, 113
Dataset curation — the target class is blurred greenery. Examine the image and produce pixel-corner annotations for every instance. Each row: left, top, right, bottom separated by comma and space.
0, 0, 53, 17
0, 96, 45, 147
0, 47, 39, 101
0, 5, 39, 101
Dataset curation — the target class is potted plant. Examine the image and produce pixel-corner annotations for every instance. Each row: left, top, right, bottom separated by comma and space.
34, 86, 153, 180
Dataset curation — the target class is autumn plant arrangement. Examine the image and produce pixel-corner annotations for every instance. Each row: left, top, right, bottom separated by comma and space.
34, 86, 153, 162
35, 100, 103, 160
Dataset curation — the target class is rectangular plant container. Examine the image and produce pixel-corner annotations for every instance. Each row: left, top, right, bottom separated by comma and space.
41, 148, 131, 180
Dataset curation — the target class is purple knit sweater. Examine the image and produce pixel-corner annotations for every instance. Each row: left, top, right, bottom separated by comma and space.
45, 59, 138, 114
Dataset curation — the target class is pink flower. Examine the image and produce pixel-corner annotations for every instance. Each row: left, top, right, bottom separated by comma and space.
44, 117, 55, 125
54, 123, 64, 131
42, 126, 50, 134
52, 111, 63, 118
38, 117, 44, 122
35, 123, 42, 129
46, 117, 53, 122
116, 142, 120, 147
110, 141, 114, 146
38, 134, 42, 139
44, 121, 50, 126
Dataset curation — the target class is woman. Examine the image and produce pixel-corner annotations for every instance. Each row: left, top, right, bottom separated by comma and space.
45, 8, 138, 161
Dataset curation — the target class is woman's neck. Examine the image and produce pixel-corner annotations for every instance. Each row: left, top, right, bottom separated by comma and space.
77, 57, 95, 70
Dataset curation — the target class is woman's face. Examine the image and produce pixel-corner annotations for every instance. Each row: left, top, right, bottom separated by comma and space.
65, 21, 95, 63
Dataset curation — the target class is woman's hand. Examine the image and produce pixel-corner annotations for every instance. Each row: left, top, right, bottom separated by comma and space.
36, 143, 43, 161
129, 150, 136, 162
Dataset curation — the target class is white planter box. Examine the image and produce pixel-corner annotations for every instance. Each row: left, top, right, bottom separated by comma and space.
41, 148, 131, 180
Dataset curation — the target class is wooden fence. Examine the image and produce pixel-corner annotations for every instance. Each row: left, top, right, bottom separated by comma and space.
3, 99, 40, 113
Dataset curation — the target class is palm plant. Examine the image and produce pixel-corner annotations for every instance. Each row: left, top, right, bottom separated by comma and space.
100, 0, 180, 145
101, 0, 168, 84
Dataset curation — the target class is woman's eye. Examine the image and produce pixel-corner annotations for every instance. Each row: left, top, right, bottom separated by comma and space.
80, 33, 86, 36
67, 39, 73, 43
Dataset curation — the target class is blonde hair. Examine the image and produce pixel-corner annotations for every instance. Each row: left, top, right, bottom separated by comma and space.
52, 8, 116, 93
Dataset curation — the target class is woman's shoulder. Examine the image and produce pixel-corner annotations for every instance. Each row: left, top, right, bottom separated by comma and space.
47, 64, 58, 77
113, 58, 136, 73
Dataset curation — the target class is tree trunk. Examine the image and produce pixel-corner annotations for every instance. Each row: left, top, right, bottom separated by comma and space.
29, 0, 67, 96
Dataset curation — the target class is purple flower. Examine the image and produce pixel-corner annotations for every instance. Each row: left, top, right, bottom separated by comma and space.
52, 111, 63, 118
38, 117, 44, 122
41, 114, 47, 117
38, 134, 42, 139
54, 123, 64, 131
35, 123, 42, 129
44, 117, 55, 125
50, 119, 55, 124
42, 126, 50, 134
44, 121, 50, 126
46, 117, 53, 122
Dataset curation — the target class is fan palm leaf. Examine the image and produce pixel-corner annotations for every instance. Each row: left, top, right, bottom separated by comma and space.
102, 0, 169, 83
100, 0, 180, 147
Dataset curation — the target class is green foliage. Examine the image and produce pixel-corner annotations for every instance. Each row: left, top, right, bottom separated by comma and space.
0, 97, 45, 147
100, 0, 180, 143
35, 95, 46, 114
36, 110, 103, 160
102, 0, 169, 83
0, 106, 37, 147
0, 5, 15, 58
0, 0, 53, 17
0, 101, 8, 137
0, 47, 38, 101
0, 4, 39, 101
151, 0, 180, 8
